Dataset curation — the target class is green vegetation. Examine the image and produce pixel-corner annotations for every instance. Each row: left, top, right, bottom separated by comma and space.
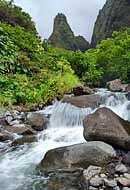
0, 0, 37, 35
0, 22, 79, 107
89, 28, 130, 84
0, 0, 130, 108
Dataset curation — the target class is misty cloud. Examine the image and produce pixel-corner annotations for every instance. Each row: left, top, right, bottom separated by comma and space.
14, 0, 106, 41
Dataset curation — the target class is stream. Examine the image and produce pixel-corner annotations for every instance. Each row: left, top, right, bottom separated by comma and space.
0, 89, 130, 190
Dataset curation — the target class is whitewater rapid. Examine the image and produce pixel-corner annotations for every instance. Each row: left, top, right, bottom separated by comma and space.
0, 89, 130, 190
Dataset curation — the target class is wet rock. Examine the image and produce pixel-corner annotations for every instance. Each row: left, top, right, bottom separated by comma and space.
83, 107, 130, 150
115, 164, 128, 174
12, 135, 37, 145
62, 94, 101, 108
107, 79, 127, 92
126, 84, 130, 92
0, 132, 13, 141
72, 86, 94, 96
90, 176, 103, 187
126, 93, 130, 101
104, 178, 117, 187
45, 168, 84, 190
26, 112, 48, 131
40, 141, 116, 171
116, 177, 130, 186
2, 124, 35, 135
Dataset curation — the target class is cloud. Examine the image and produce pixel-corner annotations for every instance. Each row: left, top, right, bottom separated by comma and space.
14, 0, 106, 41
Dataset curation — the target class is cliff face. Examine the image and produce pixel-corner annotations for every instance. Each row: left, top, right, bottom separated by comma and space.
49, 13, 90, 51
91, 0, 130, 47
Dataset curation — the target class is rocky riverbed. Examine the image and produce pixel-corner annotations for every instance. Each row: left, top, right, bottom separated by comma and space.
1, 85, 130, 190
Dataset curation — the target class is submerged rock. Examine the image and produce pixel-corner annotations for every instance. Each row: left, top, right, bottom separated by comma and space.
83, 107, 130, 150
12, 135, 37, 146
62, 94, 101, 108
40, 141, 116, 171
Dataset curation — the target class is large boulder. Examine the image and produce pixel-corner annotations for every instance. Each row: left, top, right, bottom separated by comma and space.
40, 141, 116, 171
62, 94, 101, 108
83, 107, 130, 150
26, 112, 48, 131
107, 79, 127, 92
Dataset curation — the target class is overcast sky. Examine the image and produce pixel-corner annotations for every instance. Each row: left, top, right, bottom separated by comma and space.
14, 0, 106, 42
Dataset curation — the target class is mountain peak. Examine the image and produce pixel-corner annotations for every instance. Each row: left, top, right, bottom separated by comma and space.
48, 13, 90, 51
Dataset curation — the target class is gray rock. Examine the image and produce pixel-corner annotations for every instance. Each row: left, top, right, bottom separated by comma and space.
89, 187, 98, 190
90, 176, 103, 187
83, 165, 102, 180
116, 177, 130, 186
12, 135, 37, 146
40, 141, 116, 170
124, 174, 130, 180
26, 112, 48, 131
62, 94, 101, 108
104, 178, 117, 187
115, 164, 128, 174
2, 124, 35, 135
83, 107, 130, 150
0, 132, 13, 141
44, 168, 84, 190
107, 79, 127, 92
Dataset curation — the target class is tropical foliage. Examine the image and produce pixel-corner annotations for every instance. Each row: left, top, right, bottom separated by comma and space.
0, 0, 130, 108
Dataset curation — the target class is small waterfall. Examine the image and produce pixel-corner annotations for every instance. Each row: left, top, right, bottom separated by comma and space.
0, 89, 130, 190
49, 101, 92, 127
97, 89, 130, 121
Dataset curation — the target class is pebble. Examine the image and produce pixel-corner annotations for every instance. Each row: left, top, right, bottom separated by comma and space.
90, 176, 103, 187
104, 178, 117, 187
89, 186, 98, 190
115, 164, 128, 173
124, 173, 130, 179
100, 174, 107, 178
116, 177, 130, 186
83, 165, 102, 180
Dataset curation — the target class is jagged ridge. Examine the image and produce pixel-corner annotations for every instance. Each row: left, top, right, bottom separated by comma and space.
91, 0, 130, 47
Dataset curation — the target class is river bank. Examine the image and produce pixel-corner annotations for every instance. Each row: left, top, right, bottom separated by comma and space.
0, 88, 130, 190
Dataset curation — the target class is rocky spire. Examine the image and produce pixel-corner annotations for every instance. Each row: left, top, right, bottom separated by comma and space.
48, 13, 90, 51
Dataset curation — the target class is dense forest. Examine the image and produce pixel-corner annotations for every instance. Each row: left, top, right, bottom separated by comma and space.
0, 0, 130, 108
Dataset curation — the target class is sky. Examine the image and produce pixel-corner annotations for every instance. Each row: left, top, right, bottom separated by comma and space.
14, 0, 106, 42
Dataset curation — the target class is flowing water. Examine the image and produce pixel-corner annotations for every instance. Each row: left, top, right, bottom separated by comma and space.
0, 89, 130, 190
